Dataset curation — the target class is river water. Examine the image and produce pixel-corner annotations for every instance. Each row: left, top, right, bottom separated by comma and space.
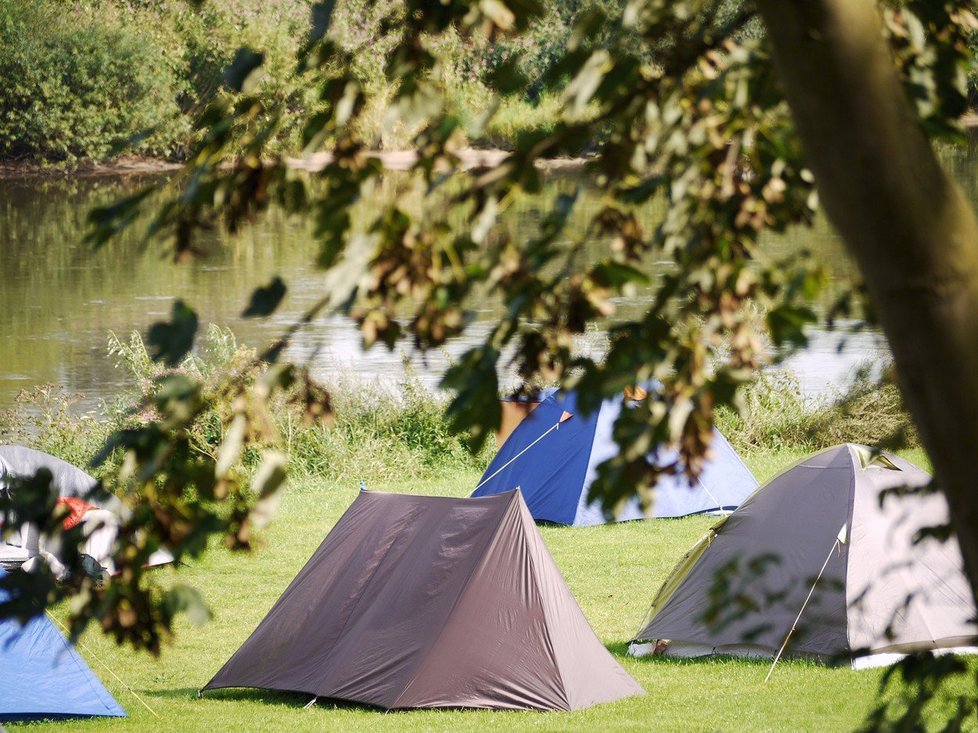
4, 137, 977, 414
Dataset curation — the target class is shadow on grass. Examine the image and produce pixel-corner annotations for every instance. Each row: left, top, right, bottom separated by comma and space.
602, 639, 769, 668
631, 653, 772, 668
154, 687, 313, 709
185, 688, 457, 714
181, 688, 556, 715
607, 641, 796, 670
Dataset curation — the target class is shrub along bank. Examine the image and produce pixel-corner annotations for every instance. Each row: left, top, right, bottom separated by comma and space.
0, 328, 918, 488
3, 0, 978, 165
0, 0, 317, 163
0, 0, 611, 164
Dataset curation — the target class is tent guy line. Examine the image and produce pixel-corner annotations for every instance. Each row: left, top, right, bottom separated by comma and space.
630, 445, 978, 669
472, 411, 573, 492
48, 614, 161, 720
765, 523, 848, 682
202, 490, 643, 711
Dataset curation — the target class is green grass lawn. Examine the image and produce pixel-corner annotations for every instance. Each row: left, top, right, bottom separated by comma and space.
13, 447, 973, 732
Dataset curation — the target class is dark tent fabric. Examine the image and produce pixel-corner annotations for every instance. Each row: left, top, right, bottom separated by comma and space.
204, 490, 643, 711
0, 569, 125, 721
473, 389, 757, 525
631, 445, 978, 668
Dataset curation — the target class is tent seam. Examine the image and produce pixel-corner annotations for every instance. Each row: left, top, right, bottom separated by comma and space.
524, 504, 571, 711
302, 500, 423, 694
842, 445, 858, 659
570, 397, 605, 526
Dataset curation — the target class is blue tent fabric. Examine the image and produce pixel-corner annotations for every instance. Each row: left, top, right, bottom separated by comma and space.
0, 570, 125, 721
478, 390, 602, 525
474, 390, 758, 526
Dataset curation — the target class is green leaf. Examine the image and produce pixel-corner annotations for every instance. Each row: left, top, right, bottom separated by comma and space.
767, 305, 816, 348
308, 0, 337, 44
153, 374, 198, 405
479, 0, 516, 30
85, 188, 153, 248
488, 59, 529, 95
562, 50, 611, 115
223, 48, 264, 93
147, 300, 198, 366
242, 277, 287, 318
215, 413, 247, 479
250, 451, 288, 529
590, 261, 651, 288
261, 363, 296, 391
163, 585, 212, 626
441, 345, 501, 452
252, 450, 288, 499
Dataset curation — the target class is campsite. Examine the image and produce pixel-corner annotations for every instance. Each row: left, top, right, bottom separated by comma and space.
4, 0, 978, 731
0, 442, 973, 730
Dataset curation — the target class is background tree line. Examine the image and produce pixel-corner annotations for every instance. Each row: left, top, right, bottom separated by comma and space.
3, 0, 956, 163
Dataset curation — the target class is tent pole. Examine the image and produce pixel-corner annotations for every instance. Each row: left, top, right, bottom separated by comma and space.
764, 524, 848, 683
304, 696, 318, 709
473, 414, 571, 492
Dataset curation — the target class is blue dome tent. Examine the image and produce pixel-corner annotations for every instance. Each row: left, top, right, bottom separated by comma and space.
473, 389, 758, 526
0, 569, 125, 722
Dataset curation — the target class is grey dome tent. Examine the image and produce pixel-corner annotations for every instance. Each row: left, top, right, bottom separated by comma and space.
0, 445, 173, 573
630, 445, 978, 669
204, 489, 643, 711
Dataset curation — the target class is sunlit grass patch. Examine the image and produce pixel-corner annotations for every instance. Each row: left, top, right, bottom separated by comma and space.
18, 448, 965, 733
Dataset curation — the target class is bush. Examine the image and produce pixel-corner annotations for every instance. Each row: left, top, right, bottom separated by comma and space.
0, 385, 112, 473
0, 0, 316, 162
0, 0, 630, 160
284, 365, 490, 484
0, 0, 187, 161
0, 328, 489, 485
716, 367, 918, 453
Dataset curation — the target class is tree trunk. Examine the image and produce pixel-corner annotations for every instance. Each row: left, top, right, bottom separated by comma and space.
755, 0, 978, 603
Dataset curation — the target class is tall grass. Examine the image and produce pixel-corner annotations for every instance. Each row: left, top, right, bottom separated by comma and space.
0, 328, 918, 486
716, 368, 918, 453
284, 369, 491, 483
0, 385, 112, 471
18, 466, 967, 733
0, 328, 490, 484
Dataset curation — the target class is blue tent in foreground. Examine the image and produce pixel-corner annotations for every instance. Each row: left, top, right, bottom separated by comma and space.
0, 569, 125, 722
473, 389, 758, 526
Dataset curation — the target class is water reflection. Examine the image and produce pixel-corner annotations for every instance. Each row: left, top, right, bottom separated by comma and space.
5, 136, 962, 413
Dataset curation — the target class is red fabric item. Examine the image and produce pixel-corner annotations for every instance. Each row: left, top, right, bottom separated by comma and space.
56, 496, 96, 530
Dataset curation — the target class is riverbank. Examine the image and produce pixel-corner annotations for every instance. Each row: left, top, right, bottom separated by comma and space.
4, 0, 978, 172
0, 339, 948, 730
0, 327, 917, 485
0, 0, 577, 168
0, 148, 589, 180
5, 113, 978, 177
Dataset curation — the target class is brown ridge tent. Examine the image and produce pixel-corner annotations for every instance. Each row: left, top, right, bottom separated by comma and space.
204, 489, 643, 710
631, 444, 978, 669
